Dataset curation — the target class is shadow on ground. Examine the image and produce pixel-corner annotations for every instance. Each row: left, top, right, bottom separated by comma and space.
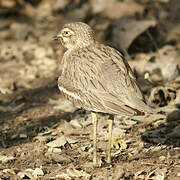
141, 109, 180, 147
0, 77, 79, 148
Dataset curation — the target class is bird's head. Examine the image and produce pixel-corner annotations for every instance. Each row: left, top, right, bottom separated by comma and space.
54, 22, 95, 51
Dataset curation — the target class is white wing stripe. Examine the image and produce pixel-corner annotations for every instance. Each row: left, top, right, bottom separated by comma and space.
58, 85, 82, 101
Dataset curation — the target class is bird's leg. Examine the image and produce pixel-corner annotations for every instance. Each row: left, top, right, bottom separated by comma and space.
107, 115, 113, 164
91, 112, 98, 167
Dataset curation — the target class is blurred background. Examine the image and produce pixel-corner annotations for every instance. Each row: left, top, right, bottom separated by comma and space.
0, 0, 180, 179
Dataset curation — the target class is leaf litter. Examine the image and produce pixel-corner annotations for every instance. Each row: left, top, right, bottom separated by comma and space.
0, 0, 180, 179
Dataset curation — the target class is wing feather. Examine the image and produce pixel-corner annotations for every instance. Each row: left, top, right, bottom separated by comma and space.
60, 43, 153, 115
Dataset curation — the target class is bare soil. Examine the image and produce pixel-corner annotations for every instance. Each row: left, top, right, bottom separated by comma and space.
0, 0, 180, 179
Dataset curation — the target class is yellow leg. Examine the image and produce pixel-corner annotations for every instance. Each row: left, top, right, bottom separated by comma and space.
107, 119, 113, 163
91, 112, 98, 167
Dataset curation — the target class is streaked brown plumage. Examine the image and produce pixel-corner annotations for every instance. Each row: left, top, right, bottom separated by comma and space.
54, 22, 153, 166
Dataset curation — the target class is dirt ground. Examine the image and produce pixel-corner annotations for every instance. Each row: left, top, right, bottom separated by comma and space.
0, 0, 180, 179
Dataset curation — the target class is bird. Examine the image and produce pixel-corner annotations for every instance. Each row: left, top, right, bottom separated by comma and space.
54, 22, 154, 167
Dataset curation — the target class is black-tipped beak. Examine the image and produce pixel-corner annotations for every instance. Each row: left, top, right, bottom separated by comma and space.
53, 34, 62, 41
53, 35, 59, 41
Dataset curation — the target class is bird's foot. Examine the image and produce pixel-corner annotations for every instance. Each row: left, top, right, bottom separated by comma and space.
112, 137, 127, 150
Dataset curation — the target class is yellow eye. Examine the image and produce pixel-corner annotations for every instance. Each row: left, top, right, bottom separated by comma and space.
63, 31, 71, 36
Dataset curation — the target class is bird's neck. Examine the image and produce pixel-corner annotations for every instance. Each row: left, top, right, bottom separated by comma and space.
67, 39, 95, 52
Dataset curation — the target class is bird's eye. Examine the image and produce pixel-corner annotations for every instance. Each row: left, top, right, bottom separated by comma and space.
63, 31, 70, 36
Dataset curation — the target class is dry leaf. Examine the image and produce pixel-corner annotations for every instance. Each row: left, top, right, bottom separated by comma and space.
148, 86, 176, 107
66, 167, 91, 179
46, 136, 67, 148
0, 155, 15, 163
70, 119, 82, 128
32, 168, 44, 178
146, 167, 167, 180
111, 17, 156, 50
56, 173, 71, 179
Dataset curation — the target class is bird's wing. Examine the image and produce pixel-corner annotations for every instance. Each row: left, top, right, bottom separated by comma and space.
75, 43, 153, 115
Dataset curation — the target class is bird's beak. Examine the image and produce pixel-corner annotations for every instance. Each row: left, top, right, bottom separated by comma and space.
53, 34, 62, 41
